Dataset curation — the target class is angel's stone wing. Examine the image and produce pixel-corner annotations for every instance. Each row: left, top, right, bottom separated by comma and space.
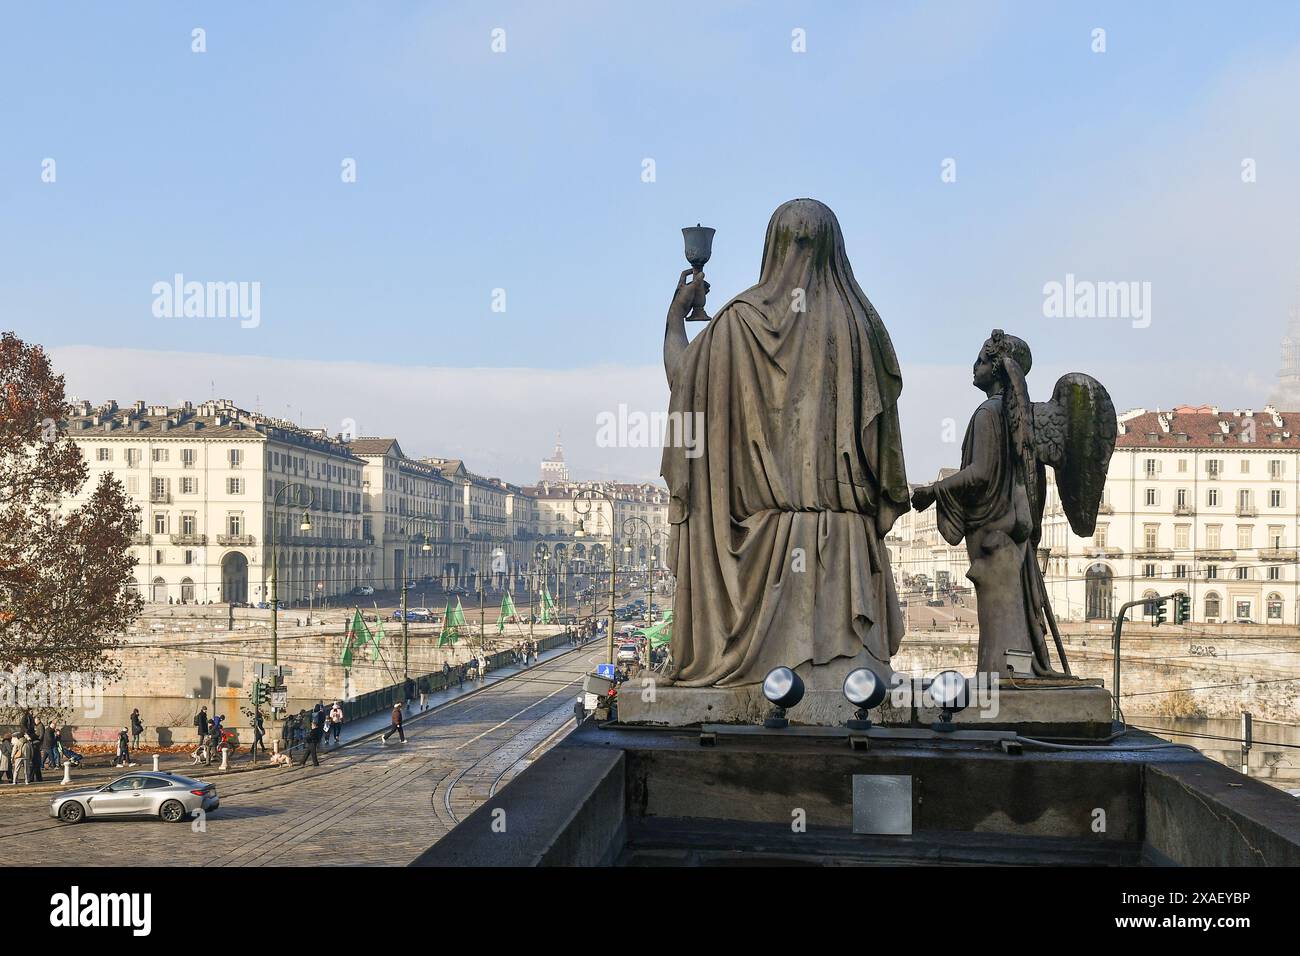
1033, 373, 1117, 537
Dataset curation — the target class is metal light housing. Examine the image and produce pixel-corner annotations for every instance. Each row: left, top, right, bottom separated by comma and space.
761, 666, 804, 729
843, 667, 888, 730
927, 669, 969, 733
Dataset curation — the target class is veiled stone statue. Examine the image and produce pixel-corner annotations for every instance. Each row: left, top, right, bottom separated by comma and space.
911, 330, 1116, 678
660, 198, 910, 688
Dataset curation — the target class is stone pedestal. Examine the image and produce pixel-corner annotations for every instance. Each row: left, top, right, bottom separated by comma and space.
616, 666, 1113, 739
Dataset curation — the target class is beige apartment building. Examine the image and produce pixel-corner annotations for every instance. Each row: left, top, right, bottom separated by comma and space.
348, 438, 455, 590
68, 399, 369, 606
1042, 404, 1300, 625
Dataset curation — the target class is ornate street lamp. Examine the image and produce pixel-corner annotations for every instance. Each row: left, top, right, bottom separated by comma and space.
573, 488, 618, 665
270, 482, 314, 668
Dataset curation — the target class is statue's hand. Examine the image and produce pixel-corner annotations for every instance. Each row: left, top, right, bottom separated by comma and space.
911, 484, 936, 512
669, 268, 707, 321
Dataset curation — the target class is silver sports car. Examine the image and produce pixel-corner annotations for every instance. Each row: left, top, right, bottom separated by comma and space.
50, 771, 219, 823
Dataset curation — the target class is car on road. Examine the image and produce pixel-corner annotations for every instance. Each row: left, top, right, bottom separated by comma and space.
616, 643, 640, 663
392, 607, 434, 622
352, 585, 375, 596
51, 772, 219, 824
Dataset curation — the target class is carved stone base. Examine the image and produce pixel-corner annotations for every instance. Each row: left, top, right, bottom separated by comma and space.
617, 666, 1113, 738
617, 651, 909, 727
918, 678, 1112, 738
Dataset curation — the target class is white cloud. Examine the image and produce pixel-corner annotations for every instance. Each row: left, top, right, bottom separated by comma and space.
51, 344, 1276, 492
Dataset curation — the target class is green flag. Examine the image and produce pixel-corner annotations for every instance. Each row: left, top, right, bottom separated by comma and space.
341, 608, 371, 666
541, 588, 555, 624
439, 598, 467, 646
497, 591, 517, 633
371, 616, 385, 662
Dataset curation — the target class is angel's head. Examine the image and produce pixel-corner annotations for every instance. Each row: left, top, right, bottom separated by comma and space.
974, 329, 1032, 394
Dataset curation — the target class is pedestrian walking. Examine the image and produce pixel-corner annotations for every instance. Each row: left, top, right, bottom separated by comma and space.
573, 695, 585, 726
328, 701, 343, 744
380, 703, 405, 744
11, 736, 28, 785
20, 735, 35, 784
251, 710, 265, 758
41, 721, 59, 770
418, 680, 429, 712
194, 706, 209, 748
297, 711, 323, 768
115, 727, 132, 767
130, 708, 144, 749
0, 735, 10, 783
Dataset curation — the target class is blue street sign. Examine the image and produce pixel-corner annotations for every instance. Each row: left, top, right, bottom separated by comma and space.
596, 663, 616, 680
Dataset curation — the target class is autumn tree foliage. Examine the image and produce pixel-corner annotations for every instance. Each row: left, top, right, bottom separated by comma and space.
0, 332, 141, 690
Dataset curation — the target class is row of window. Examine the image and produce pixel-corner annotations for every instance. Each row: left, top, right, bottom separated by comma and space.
1144, 458, 1289, 479
1098, 523, 1290, 550
1137, 563, 1284, 581
97, 447, 244, 468
1140, 487, 1285, 509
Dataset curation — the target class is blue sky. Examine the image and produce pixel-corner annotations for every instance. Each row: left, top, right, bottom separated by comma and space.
3, 2, 1300, 483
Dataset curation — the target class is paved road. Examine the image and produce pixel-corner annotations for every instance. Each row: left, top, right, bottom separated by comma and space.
0, 644, 606, 866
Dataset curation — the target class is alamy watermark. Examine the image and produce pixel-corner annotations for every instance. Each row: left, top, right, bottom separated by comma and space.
0, 667, 105, 717
595, 404, 704, 458
1043, 273, 1151, 329
152, 273, 261, 329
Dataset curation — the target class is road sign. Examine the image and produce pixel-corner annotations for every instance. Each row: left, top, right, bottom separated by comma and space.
270, 690, 288, 709
596, 663, 616, 679
255, 664, 293, 678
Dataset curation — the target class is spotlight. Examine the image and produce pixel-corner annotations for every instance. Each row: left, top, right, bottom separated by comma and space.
761, 666, 804, 729
926, 669, 969, 733
843, 668, 888, 730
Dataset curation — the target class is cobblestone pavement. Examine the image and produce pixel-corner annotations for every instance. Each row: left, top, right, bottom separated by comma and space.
0, 645, 606, 866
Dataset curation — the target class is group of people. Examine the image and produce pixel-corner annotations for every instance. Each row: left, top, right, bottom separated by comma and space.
191, 706, 236, 765
1, 710, 85, 784
277, 701, 345, 768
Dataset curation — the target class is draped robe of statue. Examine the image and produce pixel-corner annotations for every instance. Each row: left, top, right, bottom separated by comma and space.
661, 199, 910, 687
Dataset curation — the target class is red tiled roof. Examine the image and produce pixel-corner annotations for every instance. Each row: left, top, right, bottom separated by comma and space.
1116, 407, 1300, 449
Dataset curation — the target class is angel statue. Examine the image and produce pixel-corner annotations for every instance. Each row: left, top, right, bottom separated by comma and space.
910, 330, 1116, 678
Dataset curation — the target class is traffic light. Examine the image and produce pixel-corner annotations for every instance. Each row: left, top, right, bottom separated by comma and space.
1174, 592, 1191, 625
251, 680, 266, 707
1154, 599, 1167, 626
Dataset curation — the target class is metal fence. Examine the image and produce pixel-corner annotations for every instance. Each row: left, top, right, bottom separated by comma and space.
279, 631, 578, 751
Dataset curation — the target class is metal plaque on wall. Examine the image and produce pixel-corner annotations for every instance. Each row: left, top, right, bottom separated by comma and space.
852, 774, 913, 835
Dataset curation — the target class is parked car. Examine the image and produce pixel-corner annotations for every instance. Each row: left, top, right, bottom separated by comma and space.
392, 608, 434, 622
51, 772, 219, 824
352, 585, 375, 596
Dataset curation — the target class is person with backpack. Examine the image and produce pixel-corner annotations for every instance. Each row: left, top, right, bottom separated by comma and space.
115, 727, 132, 767
380, 703, 405, 744
328, 701, 344, 745
130, 709, 144, 750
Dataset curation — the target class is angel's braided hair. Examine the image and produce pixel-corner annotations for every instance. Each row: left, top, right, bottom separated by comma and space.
985, 328, 1032, 378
